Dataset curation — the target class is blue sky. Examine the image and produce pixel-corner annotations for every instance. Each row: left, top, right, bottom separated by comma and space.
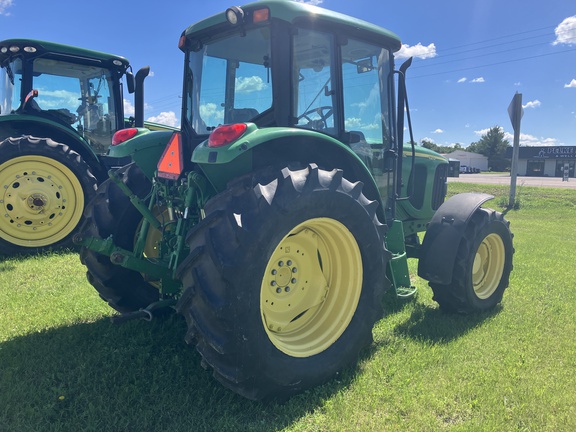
1, 0, 575, 147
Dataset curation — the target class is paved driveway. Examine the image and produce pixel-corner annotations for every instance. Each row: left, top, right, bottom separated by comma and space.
448, 174, 576, 189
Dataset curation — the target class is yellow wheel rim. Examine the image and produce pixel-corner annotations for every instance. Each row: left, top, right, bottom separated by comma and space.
472, 233, 505, 299
261, 217, 362, 357
0, 155, 84, 247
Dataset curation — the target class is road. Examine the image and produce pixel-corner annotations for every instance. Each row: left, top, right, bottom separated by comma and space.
448, 174, 576, 189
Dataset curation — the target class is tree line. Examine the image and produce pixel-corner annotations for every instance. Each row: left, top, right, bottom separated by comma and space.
420, 126, 510, 171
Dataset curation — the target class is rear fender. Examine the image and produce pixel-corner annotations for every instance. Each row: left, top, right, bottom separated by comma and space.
108, 129, 174, 180
417, 192, 493, 284
0, 115, 97, 158
192, 125, 382, 208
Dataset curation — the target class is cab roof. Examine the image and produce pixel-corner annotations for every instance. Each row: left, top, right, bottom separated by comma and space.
0, 38, 130, 70
182, 0, 402, 52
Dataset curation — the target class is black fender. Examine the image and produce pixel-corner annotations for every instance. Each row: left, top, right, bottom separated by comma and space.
417, 192, 494, 284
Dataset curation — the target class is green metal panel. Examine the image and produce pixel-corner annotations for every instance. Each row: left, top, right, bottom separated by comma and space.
0, 39, 129, 71
182, 0, 401, 52
108, 129, 174, 179
192, 124, 380, 194
0, 114, 99, 160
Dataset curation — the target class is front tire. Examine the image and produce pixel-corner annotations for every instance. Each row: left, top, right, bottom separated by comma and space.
430, 208, 514, 313
0, 136, 97, 255
176, 165, 390, 400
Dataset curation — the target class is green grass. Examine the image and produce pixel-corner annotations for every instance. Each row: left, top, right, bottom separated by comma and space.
1, 183, 575, 431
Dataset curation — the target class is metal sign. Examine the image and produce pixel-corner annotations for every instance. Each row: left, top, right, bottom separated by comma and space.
508, 93, 524, 133
508, 93, 522, 209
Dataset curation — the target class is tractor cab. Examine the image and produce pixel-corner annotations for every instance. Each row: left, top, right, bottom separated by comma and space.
180, 1, 400, 202
0, 39, 131, 153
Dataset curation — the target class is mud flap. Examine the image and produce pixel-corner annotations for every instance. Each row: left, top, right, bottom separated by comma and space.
417, 192, 493, 285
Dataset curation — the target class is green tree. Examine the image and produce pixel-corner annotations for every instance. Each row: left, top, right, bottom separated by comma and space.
420, 138, 439, 152
419, 139, 460, 154
468, 126, 510, 171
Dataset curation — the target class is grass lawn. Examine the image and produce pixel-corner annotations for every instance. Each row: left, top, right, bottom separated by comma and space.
1, 183, 575, 431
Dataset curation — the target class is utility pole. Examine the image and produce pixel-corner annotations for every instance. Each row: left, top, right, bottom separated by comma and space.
508, 93, 523, 209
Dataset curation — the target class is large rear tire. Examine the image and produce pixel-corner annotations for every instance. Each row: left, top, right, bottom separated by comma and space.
176, 165, 390, 400
79, 163, 159, 313
430, 208, 514, 313
0, 136, 97, 255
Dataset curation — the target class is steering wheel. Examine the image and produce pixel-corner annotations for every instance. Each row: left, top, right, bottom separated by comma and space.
297, 106, 333, 130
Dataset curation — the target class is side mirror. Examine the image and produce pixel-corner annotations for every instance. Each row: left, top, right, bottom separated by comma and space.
126, 70, 135, 94
356, 58, 374, 74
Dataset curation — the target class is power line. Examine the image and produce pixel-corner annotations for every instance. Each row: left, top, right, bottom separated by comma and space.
411, 36, 575, 70
409, 47, 576, 79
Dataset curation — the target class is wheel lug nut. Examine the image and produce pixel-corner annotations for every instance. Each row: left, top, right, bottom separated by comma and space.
292, 268, 297, 273
291, 278, 297, 284
276, 287, 282, 293
285, 287, 290, 292
271, 281, 276, 286
271, 269, 277, 275
287, 260, 292, 266
278, 261, 284, 267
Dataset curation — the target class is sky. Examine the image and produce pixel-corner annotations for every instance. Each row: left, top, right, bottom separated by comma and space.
1, 0, 575, 147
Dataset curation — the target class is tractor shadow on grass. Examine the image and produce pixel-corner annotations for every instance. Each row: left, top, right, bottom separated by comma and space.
385, 296, 504, 344
0, 313, 346, 431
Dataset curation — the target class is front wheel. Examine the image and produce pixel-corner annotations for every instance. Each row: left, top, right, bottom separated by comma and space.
430, 208, 514, 313
0, 136, 97, 255
176, 164, 390, 400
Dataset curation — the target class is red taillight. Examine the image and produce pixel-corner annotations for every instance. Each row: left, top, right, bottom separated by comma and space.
208, 124, 248, 148
112, 128, 138, 145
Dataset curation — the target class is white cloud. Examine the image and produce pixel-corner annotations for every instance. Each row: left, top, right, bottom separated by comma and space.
500, 130, 559, 147
432, 129, 444, 134
124, 99, 135, 116
514, 82, 521, 86
523, 100, 541, 109
395, 43, 437, 60
564, 79, 576, 88
457, 77, 485, 84
553, 16, 576, 46
474, 127, 502, 136
296, 0, 323, 4
200, 102, 224, 124
421, 137, 435, 143
475, 128, 558, 146
235, 76, 267, 94
147, 111, 179, 127
0, 0, 13, 15
345, 117, 363, 129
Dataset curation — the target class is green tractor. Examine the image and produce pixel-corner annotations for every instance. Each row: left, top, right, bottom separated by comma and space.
76, 0, 514, 400
0, 39, 165, 255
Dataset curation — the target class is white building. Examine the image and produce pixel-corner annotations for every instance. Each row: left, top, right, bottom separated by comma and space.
442, 150, 488, 172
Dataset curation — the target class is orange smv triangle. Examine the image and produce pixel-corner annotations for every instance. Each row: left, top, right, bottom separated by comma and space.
157, 133, 184, 180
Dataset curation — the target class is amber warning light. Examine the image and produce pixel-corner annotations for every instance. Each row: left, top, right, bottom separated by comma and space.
158, 133, 184, 180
